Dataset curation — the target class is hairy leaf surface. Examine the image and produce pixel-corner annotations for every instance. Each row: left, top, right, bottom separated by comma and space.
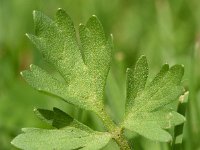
22, 8, 112, 115
12, 8, 187, 149
34, 107, 93, 132
11, 127, 111, 150
123, 56, 185, 142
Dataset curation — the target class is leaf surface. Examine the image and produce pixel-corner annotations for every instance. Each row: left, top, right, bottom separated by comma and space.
34, 107, 93, 132
34, 107, 73, 129
22, 9, 112, 115
123, 56, 185, 142
11, 127, 111, 150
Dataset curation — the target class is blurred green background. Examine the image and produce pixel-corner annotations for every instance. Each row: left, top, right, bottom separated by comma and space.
0, 0, 200, 149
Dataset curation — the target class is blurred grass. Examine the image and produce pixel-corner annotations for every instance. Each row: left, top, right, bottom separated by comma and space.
0, 0, 200, 149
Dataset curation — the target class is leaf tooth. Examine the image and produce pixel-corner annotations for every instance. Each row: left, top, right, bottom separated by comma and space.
33, 10, 54, 36
86, 15, 105, 42
168, 64, 184, 85
126, 55, 148, 104
110, 33, 113, 40
149, 63, 169, 87
20, 71, 23, 76
32, 10, 36, 18
79, 23, 86, 30
25, 33, 29, 38
56, 8, 68, 18
29, 64, 33, 69
33, 107, 37, 112
57, 8, 62, 11
92, 14, 97, 17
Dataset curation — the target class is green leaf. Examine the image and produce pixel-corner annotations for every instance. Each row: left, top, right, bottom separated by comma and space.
34, 108, 54, 125
34, 107, 93, 132
148, 63, 169, 87
123, 57, 185, 142
11, 127, 111, 150
34, 107, 73, 129
126, 55, 148, 105
14, 8, 187, 149
125, 121, 172, 142
22, 8, 112, 115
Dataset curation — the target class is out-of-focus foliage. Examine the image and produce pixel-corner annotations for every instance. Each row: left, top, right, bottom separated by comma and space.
0, 0, 200, 150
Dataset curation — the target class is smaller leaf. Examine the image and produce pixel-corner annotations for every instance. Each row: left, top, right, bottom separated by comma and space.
123, 56, 185, 142
126, 55, 148, 105
21, 64, 90, 110
148, 64, 169, 87
34, 107, 73, 129
21, 64, 68, 101
146, 110, 185, 129
34, 108, 54, 125
11, 127, 111, 150
34, 107, 93, 132
52, 107, 73, 128
125, 121, 172, 142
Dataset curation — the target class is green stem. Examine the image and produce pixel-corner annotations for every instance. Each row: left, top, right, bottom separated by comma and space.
99, 108, 116, 131
98, 109, 131, 150
112, 129, 131, 150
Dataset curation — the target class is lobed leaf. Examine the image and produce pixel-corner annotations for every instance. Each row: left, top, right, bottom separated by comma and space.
123, 57, 185, 142
34, 107, 73, 129
15, 8, 187, 149
34, 107, 93, 132
22, 9, 113, 115
11, 127, 111, 150
21, 64, 90, 109
124, 121, 172, 142
126, 55, 148, 105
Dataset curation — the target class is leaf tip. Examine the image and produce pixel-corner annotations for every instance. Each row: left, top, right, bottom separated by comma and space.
126, 68, 131, 72
32, 10, 37, 19
110, 33, 113, 40
56, 8, 66, 15
136, 55, 148, 68
25, 33, 28, 37
25, 33, 30, 39
33, 10, 36, 15
164, 63, 169, 66
79, 23, 85, 32
33, 107, 37, 112
30, 64, 34, 69
20, 71, 23, 76
10, 139, 15, 146
87, 15, 100, 25
139, 55, 147, 61
92, 14, 97, 18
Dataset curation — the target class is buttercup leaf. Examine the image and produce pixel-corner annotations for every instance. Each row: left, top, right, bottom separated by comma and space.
12, 8, 186, 150
23, 8, 112, 116
126, 55, 148, 105
123, 57, 185, 142
34, 107, 73, 129
11, 127, 111, 150
34, 107, 93, 132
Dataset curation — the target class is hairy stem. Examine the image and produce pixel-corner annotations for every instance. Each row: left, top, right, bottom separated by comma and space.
99, 109, 131, 150
99, 108, 116, 131
114, 134, 131, 150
